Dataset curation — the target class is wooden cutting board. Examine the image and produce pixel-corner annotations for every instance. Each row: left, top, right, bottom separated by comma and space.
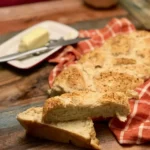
0, 63, 150, 150
0, 0, 127, 34
0, 0, 149, 149
0, 17, 150, 149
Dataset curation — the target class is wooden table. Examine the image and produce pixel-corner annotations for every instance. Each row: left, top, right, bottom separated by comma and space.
0, 1, 150, 150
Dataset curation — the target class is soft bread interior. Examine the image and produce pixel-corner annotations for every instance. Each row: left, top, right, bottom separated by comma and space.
17, 107, 101, 150
43, 91, 130, 122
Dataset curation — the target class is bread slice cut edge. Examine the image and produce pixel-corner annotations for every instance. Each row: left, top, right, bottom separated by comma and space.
43, 91, 130, 122
17, 107, 101, 150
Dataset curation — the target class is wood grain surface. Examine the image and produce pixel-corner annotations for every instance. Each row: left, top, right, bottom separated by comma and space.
0, 0, 127, 34
0, 62, 150, 150
0, 1, 149, 149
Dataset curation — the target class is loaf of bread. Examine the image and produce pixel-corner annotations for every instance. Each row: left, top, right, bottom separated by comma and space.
17, 30, 150, 149
43, 91, 130, 122
50, 31, 150, 97
17, 107, 101, 150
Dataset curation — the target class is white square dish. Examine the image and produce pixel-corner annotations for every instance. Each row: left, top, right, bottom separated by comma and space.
0, 21, 78, 69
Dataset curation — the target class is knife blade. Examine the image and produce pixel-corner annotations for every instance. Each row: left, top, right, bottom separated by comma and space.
0, 37, 90, 63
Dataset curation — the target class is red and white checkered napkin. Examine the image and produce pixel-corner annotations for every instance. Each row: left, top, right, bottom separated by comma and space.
47, 18, 150, 144
109, 80, 150, 144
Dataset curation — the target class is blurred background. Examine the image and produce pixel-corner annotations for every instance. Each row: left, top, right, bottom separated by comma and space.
0, 0, 149, 35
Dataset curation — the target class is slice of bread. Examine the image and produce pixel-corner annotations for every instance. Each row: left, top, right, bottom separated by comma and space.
43, 91, 130, 123
17, 107, 101, 150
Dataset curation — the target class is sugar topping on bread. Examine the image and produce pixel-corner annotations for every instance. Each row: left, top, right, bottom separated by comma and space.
50, 31, 150, 98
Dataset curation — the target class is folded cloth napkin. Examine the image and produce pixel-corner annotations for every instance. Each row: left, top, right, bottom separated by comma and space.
109, 80, 150, 144
47, 18, 150, 144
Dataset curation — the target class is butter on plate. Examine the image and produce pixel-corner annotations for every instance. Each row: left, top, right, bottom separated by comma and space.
19, 27, 49, 52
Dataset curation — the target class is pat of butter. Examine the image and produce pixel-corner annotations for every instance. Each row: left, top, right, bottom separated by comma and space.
19, 27, 49, 52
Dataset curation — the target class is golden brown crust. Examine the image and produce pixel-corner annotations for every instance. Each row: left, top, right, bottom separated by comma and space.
106, 34, 131, 55
50, 64, 96, 96
109, 65, 150, 80
93, 71, 143, 98
113, 57, 136, 65
51, 64, 88, 96
78, 49, 106, 68
56, 65, 85, 88
50, 30, 150, 100
131, 30, 150, 39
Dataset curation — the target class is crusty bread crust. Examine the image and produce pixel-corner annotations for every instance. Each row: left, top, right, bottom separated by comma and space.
50, 31, 150, 98
50, 64, 95, 96
93, 71, 143, 99
17, 107, 101, 150
43, 91, 130, 122
78, 49, 106, 68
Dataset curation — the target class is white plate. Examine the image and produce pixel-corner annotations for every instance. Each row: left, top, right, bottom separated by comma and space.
0, 21, 78, 69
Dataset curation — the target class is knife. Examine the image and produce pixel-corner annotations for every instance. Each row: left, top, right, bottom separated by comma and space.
0, 37, 90, 63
